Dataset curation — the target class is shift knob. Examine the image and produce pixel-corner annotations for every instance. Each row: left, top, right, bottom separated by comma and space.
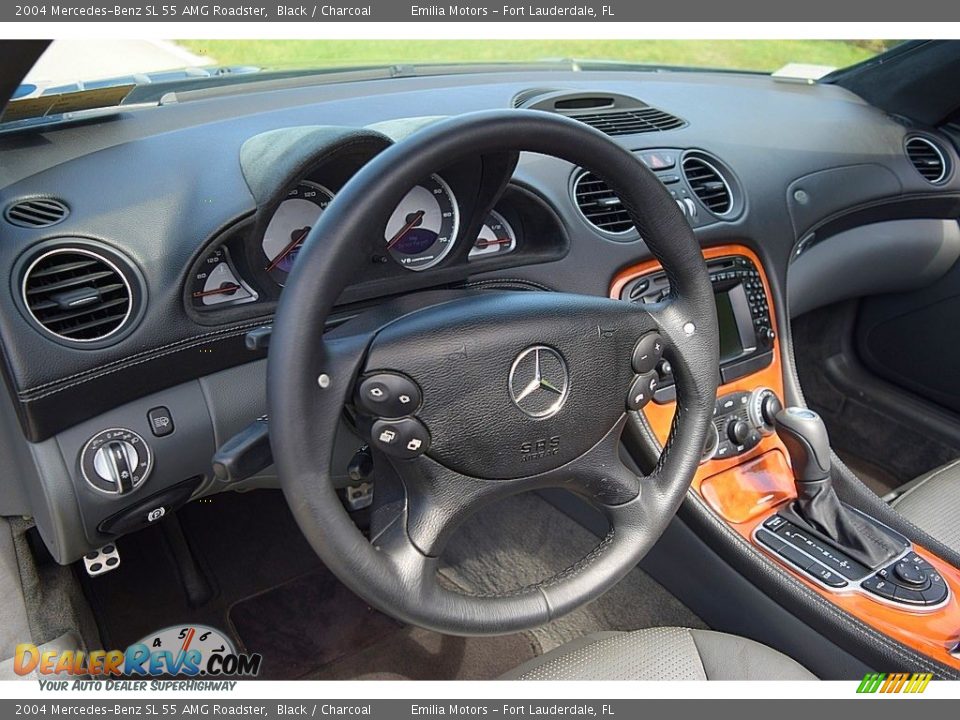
774, 407, 832, 484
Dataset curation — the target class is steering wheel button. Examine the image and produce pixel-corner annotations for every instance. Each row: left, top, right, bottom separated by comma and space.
357, 373, 422, 419
626, 372, 659, 411
631, 333, 665, 374
371, 418, 430, 459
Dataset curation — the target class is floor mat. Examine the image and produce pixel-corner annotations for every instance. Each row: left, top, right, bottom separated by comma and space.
78, 489, 325, 653
439, 492, 707, 653
229, 570, 401, 678
80, 489, 538, 680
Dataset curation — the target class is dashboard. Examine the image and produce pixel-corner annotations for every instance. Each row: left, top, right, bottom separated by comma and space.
2, 67, 960, 562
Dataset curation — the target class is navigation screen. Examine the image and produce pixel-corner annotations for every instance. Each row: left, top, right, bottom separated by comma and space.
715, 289, 744, 363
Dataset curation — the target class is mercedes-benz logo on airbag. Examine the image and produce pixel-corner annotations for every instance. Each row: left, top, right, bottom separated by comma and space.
509, 346, 569, 419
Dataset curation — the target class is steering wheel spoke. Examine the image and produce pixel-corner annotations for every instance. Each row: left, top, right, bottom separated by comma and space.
548, 417, 644, 508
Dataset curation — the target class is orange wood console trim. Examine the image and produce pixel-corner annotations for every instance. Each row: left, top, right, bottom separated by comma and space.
709, 452, 960, 669
610, 244, 960, 670
609, 244, 789, 486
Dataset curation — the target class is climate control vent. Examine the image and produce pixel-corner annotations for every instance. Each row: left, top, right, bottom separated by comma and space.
4, 198, 69, 228
570, 108, 685, 136
574, 172, 633, 234
682, 156, 733, 215
906, 136, 948, 184
22, 247, 134, 344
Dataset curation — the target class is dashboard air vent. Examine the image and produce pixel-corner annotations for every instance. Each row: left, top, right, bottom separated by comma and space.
905, 136, 948, 184
22, 247, 133, 343
574, 172, 633, 234
682, 156, 733, 215
570, 108, 685, 136
4, 198, 69, 228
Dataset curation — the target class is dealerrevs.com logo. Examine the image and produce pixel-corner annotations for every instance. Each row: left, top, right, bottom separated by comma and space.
15, 625, 262, 681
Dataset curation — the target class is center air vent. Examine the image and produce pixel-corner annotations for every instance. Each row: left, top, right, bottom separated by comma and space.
574, 172, 634, 234
4, 198, 69, 228
905, 136, 948, 184
515, 90, 686, 137
682, 156, 733, 216
21, 247, 135, 344
570, 108, 685, 136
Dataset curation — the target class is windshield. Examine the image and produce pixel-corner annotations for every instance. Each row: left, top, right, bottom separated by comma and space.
26, 39, 900, 87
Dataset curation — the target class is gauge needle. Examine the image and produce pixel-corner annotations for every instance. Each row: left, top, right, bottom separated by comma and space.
266, 226, 311, 272
192, 283, 241, 298
387, 210, 425, 250
475, 238, 512, 248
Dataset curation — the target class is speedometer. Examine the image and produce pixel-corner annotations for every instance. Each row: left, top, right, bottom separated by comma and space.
384, 175, 458, 271
261, 181, 334, 285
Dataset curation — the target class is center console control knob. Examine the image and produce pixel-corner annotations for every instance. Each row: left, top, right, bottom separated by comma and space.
747, 387, 782, 436
727, 419, 752, 446
80, 428, 153, 495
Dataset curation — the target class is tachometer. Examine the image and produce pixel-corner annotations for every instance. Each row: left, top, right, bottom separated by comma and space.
261, 181, 334, 285
469, 210, 517, 259
384, 175, 459, 271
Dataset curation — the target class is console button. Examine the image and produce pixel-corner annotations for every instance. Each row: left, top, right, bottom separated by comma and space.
357, 373, 422, 419
894, 560, 928, 587
775, 523, 868, 579
626, 372, 659, 411
763, 514, 788, 532
755, 528, 786, 553
921, 583, 949, 605
727, 419, 752, 446
893, 586, 927, 605
147, 407, 174, 437
861, 575, 897, 600
777, 544, 815, 572
370, 418, 430, 459
807, 562, 848, 588
631, 333, 664, 374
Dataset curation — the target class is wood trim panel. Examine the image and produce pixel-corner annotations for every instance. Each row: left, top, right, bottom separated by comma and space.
710, 452, 960, 669
610, 243, 960, 670
610, 244, 789, 487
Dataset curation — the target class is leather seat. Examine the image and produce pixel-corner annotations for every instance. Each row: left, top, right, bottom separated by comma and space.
889, 459, 960, 554
501, 627, 815, 680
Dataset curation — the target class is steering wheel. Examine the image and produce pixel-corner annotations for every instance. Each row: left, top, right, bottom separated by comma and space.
267, 110, 719, 635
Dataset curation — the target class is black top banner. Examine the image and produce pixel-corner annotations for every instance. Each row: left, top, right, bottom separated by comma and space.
4, 0, 959, 21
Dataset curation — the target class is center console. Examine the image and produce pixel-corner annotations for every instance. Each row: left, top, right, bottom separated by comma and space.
610, 243, 960, 671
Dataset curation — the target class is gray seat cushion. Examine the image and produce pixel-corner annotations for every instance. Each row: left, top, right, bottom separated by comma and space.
501, 627, 815, 680
890, 459, 960, 554
0, 517, 34, 662
0, 517, 84, 679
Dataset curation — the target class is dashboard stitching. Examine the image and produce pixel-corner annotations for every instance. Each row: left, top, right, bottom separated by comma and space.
19, 321, 270, 398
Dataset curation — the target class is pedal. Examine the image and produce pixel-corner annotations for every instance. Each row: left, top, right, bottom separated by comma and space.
83, 544, 120, 576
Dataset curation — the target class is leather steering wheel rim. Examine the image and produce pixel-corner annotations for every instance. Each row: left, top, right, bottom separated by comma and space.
268, 110, 720, 635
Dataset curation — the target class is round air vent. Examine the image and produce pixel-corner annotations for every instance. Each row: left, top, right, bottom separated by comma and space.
21, 246, 136, 344
681, 156, 733, 216
4, 198, 69, 228
573, 171, 634, 235
905, 136, 949, 184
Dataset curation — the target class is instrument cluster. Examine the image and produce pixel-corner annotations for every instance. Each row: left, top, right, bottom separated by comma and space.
186, 154, 549, 319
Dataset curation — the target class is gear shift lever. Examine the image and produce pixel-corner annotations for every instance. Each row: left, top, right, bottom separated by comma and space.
775, 407, 901, 568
